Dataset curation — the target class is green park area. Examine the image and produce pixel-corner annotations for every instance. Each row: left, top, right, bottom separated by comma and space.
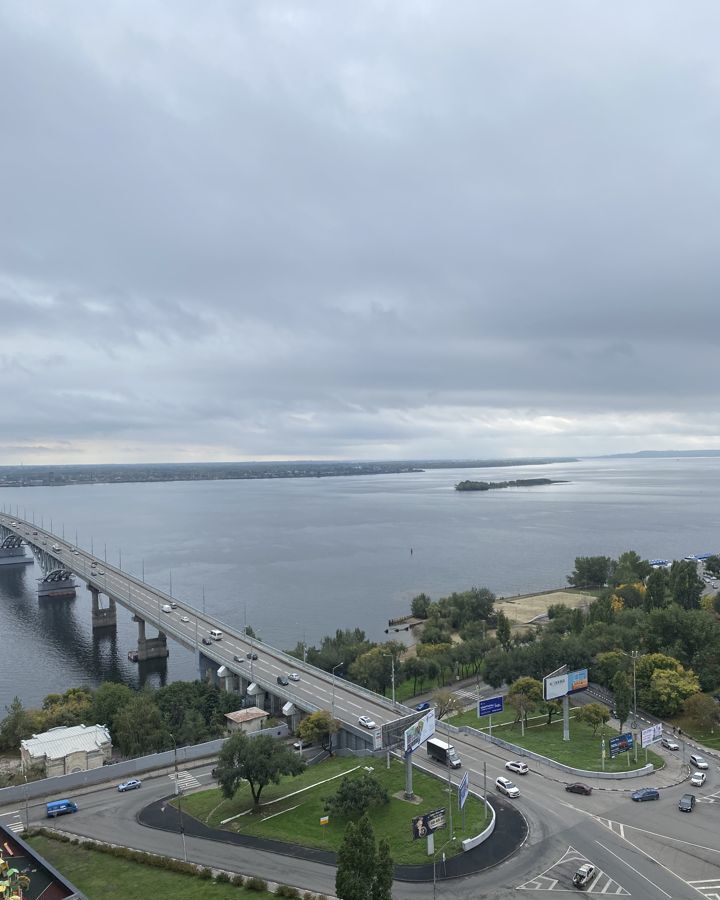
179, 756, 487, 865
448, 707, 664, 772
27, 835, 274, 900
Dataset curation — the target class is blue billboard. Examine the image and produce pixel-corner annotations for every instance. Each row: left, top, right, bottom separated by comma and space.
478, 696, 504, 716
609, 733, 634, 757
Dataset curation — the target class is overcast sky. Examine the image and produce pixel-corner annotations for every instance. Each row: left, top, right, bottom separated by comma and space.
2, 2, 720, 465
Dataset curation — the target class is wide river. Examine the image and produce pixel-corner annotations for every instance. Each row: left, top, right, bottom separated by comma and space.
1, 456, 718, 708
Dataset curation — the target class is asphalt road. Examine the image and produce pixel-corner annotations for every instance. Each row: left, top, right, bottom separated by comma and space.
3, 742, 718, 899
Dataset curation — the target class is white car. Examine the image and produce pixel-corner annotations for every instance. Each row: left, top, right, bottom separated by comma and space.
288, 673, 301, 682
691, 771, 707, 787
505, 760, 529, 775
358, 715, 377, 729
495, 776, 520, 798
690, 754, 709, 770
180, 615, 190, 623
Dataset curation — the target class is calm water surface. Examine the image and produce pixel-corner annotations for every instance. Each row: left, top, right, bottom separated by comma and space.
2, 457, 719, 707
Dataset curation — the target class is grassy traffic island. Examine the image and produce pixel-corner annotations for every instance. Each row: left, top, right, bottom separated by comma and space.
176, 756, 488, 866
448, 707, 664, 772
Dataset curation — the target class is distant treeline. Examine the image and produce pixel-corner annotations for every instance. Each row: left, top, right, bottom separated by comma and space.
455, 477, 560, 491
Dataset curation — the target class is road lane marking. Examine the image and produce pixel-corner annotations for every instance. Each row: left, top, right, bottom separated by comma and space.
594, 840, 671, 898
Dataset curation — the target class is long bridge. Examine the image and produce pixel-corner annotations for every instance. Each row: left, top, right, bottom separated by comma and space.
0, 513, 417, 751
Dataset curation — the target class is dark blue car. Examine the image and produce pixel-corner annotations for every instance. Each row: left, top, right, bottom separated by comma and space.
415, 701, 431, 711
631, 787, 660, 802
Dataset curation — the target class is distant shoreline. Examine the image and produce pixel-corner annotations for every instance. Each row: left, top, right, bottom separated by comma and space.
0, 457, 578, 489
455, 477, 565, 492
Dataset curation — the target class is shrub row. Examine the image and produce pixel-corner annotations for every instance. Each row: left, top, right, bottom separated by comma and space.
29, 828, 326, 898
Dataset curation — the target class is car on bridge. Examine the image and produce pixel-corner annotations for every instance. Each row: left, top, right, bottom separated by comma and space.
288, 672, 300, 681
495, 776, 520, 798
233, 655, 245, 663
358, 715, 377, 729
631, 787, 659, 802
247, 651, 258, 660
277, 675, 289, 686
505, 760, 529, 775
415, 701, 431, 711
117, 779, 142, 792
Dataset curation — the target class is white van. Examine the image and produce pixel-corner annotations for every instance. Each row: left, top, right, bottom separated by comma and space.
209, 629, 223, 641
162, 604, 172, 613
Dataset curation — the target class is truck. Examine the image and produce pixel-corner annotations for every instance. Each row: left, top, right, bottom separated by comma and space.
426, 737, 462, 768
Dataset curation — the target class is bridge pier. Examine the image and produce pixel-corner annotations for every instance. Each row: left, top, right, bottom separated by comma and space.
88, 585, 117, 629
133, 615, 170, 661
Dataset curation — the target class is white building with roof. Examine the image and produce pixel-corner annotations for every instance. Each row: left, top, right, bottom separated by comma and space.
21, 724, 112, 777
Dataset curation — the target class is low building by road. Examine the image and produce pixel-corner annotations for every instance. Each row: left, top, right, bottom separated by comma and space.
224, 707, 268, 735
21, 724, 112, 777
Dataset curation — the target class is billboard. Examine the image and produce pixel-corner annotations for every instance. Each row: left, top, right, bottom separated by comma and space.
458, 772, 469, 810
411, 807, 447, 840
609, 733, 634, 757
543, 667, 589, 700
543, 673, 568, 701
567, 669, 589, 694
478, 696, 504, 717
404, 709, 436, 754
641, 723, 662, 748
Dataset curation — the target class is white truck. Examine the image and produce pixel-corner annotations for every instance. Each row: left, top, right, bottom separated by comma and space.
426, 737, 462, 768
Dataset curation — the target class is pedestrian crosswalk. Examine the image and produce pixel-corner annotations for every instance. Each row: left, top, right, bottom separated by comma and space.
688, 879, 720, 900
0, 811, 25, 834
169, 770, 202, 793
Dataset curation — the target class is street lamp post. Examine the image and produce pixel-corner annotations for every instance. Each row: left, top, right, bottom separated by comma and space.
630, 650, 639, 729
331, 663, 343, 719
383, 653, 396, 707
433, 836, 456, 900
168, 734, 188, 862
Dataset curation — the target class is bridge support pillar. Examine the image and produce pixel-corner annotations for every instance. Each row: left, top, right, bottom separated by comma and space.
133, 615, 170, 661
88, 585, 117, 629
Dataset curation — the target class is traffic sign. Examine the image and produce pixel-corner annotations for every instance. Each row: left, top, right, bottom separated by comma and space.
478, 696, 504, 717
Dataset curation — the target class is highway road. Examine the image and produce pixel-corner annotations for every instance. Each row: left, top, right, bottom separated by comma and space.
2, 740, 718, 899
0, 514, 407, 738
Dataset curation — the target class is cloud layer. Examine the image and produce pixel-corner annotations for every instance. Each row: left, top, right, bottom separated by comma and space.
2, 1, 720, 463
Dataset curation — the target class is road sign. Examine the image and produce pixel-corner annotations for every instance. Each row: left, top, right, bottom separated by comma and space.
609, 733, 633, 757
478, 696, 504, 717
458, 771, 469, 810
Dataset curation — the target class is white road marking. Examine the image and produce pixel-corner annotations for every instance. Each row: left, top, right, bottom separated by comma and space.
594, 840, 671, 898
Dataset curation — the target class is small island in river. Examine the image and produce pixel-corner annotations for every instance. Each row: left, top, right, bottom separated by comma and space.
455, 477, 563, 491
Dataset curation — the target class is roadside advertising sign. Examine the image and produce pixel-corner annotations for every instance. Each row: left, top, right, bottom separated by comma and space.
411, 807, 447, 840
372, 729, 383, 751
641, 723, 663, 748
458, 772, 470, 810
404, 709, 436, 755
609, 733, 634, 757
478, 696, 504, 717
566, 669, 589, 694
543, 673, 568, 701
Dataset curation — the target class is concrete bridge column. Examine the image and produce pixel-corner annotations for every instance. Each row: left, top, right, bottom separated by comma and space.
132, 614, 170, 661
88, 585, 117, 629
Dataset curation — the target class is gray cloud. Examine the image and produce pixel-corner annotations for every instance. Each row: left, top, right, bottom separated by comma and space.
2, 1, 720, 463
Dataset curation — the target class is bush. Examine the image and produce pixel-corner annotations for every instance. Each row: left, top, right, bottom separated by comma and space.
246, 876, 269, 891
215, 871, 231, 883
303, 893, 315, 900
276, 886, 300, 898
199, 866, 214, 879
232, 875, 245, 887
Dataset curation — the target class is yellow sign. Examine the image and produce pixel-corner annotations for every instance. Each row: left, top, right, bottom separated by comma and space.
320, 816, 329, 826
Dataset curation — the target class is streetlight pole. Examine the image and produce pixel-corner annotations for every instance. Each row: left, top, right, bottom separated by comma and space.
631, 650, 639, 729
168, 734, 188, 862
331, 663, 343, 719
383, 653, 396, 707
433, 836, 456, 900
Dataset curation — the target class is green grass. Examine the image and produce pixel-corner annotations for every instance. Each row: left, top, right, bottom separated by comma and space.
178, 757, 488, 865
27, 835, 274, 900
450, 705, 521, 729
456, 713, 663, 772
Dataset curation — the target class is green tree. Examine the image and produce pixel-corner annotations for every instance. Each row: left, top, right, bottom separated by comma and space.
0, 697, 33, 751
402, 657, 428, 695
216, 731, 305, 809
645, 666, 700, 716
92, 682, 134, 736
296, 710, 340, 753
411, 593, 432, 618
507, 676, 542, 733
543, 698, 562, 725
644, 569, 667, 610
372, 838, 394, 900
336, 815, 393, 900
592, 651, 629, 688
114, 691, 167, 757
612, 671, 631, 731
575, 702, 610, 735
683, 693, 720, 733
324, 772, 389, 819
704, 555, 720, 578
668, 560, 704, 610
495, 610, 512, 650
611, 551, 652, 586
568, 556, 613, 588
